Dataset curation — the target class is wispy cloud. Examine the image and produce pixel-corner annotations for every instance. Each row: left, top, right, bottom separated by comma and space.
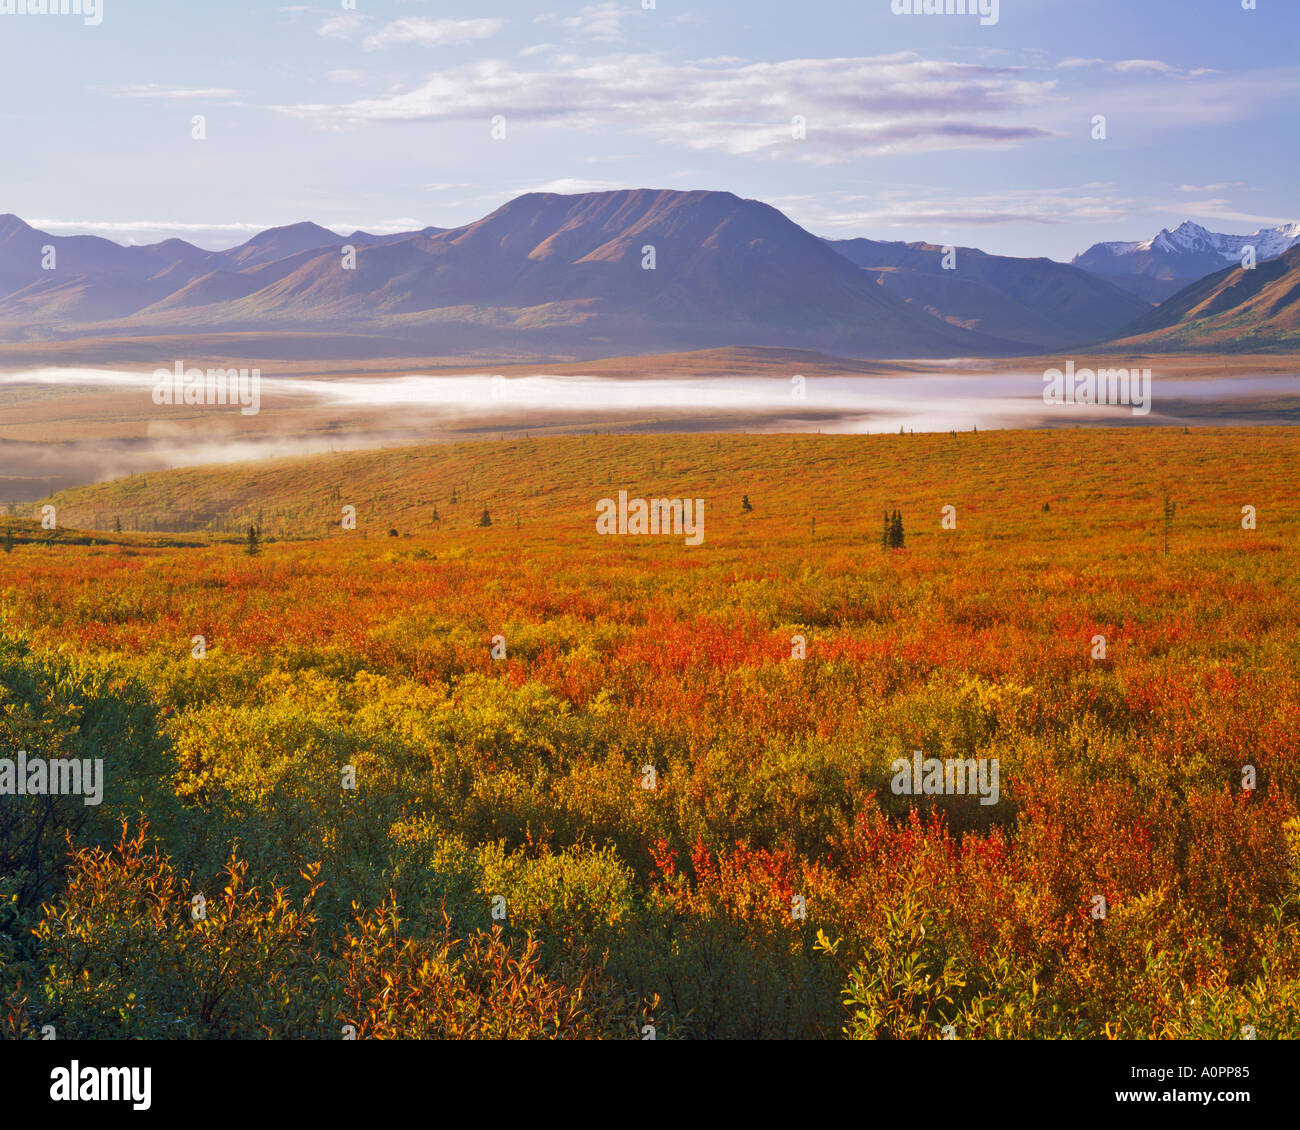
535, 4, 643, 44
26, 219, 273, 248
363, 18, 506, 51
22, 216, 461, 249
317, 13, 504, 50
797, 180, 1297, 250
1155, 202, 1300, 230
318, 12, 366, 40
98, 84, 241, 101
1083, 66, 1300, 129
514, 177, 627, 196
270, 51, 1060, 162
1057, 57, 1220, 79
797, 183, 1137, 234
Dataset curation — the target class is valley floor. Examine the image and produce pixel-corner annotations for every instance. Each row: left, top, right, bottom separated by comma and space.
1, 428, 1298, 1038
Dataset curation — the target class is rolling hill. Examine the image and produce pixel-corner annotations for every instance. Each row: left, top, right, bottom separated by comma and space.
1107, 242, 1300, 352
825, 237, 1150, 349
0, 215, 448, 337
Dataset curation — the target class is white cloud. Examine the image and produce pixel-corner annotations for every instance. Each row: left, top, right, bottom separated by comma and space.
1159, 203, 1300, 230
23, 217, 463, 249
1110, 59, 1178, 74
515, 178, 626, 195
270, 51, 1060, 162
319, 12, 367, 40
99, 84, 241, 100
1080, 66, 1298, 129
1057, 57, 1222, 79
802, 184, 1137, 232
536, 3, 640, 44
27, 219, 273, 248
363, 17, 505, 51
330, 217, 428, 234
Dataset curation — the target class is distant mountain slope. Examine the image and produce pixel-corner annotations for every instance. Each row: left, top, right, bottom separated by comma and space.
0, 214, 215, 328
0, 192, 1013, 358
1073, 220, 1300, 303
220, 222, 346, 270
0, 214, 447, 333
1105, 242, 1300, 351
824, 237, 1150, 348
17, 196, 1297, 360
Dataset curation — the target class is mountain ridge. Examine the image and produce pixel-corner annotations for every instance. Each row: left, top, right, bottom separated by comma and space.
824, 236, 1150, 349
3, 194, 1294, 360
1072, 219, 1300, 303
1106, 241, 1300, 352
0, 190, 1012, 358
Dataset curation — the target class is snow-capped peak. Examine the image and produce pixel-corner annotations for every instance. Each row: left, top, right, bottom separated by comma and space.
1078, 220, 1300, 264
1147, 221, 1214, 253
1246, 221, 1300, 259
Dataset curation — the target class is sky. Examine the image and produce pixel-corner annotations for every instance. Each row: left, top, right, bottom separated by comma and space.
1, 0, 1296, 261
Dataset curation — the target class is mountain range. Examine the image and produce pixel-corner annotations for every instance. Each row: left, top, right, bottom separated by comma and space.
824, 237, 1149, 350
1, 192, 1297, 360
1073, 220, 1300, 303
1105, 241, 1300, 352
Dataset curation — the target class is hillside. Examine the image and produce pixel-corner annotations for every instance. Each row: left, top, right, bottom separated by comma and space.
8, 194, 1300, 364
1107, 243, 1300, 352
826, 237, 1150, 348
0, 193, 1017, 358
39, 427, 1300, 543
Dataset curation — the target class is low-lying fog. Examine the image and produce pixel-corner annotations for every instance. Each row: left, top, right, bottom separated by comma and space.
2, 366, 1298, 500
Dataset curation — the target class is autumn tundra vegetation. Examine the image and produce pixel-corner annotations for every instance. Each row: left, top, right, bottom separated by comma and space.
1, 427, 1298, 1039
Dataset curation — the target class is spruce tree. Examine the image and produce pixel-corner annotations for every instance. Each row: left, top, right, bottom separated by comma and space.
245, 525, 260, 556
889, 509, 904, 549
479, 507, 492, 527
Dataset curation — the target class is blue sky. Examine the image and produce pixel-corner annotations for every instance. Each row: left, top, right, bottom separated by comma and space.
2, 0, 1296, 260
